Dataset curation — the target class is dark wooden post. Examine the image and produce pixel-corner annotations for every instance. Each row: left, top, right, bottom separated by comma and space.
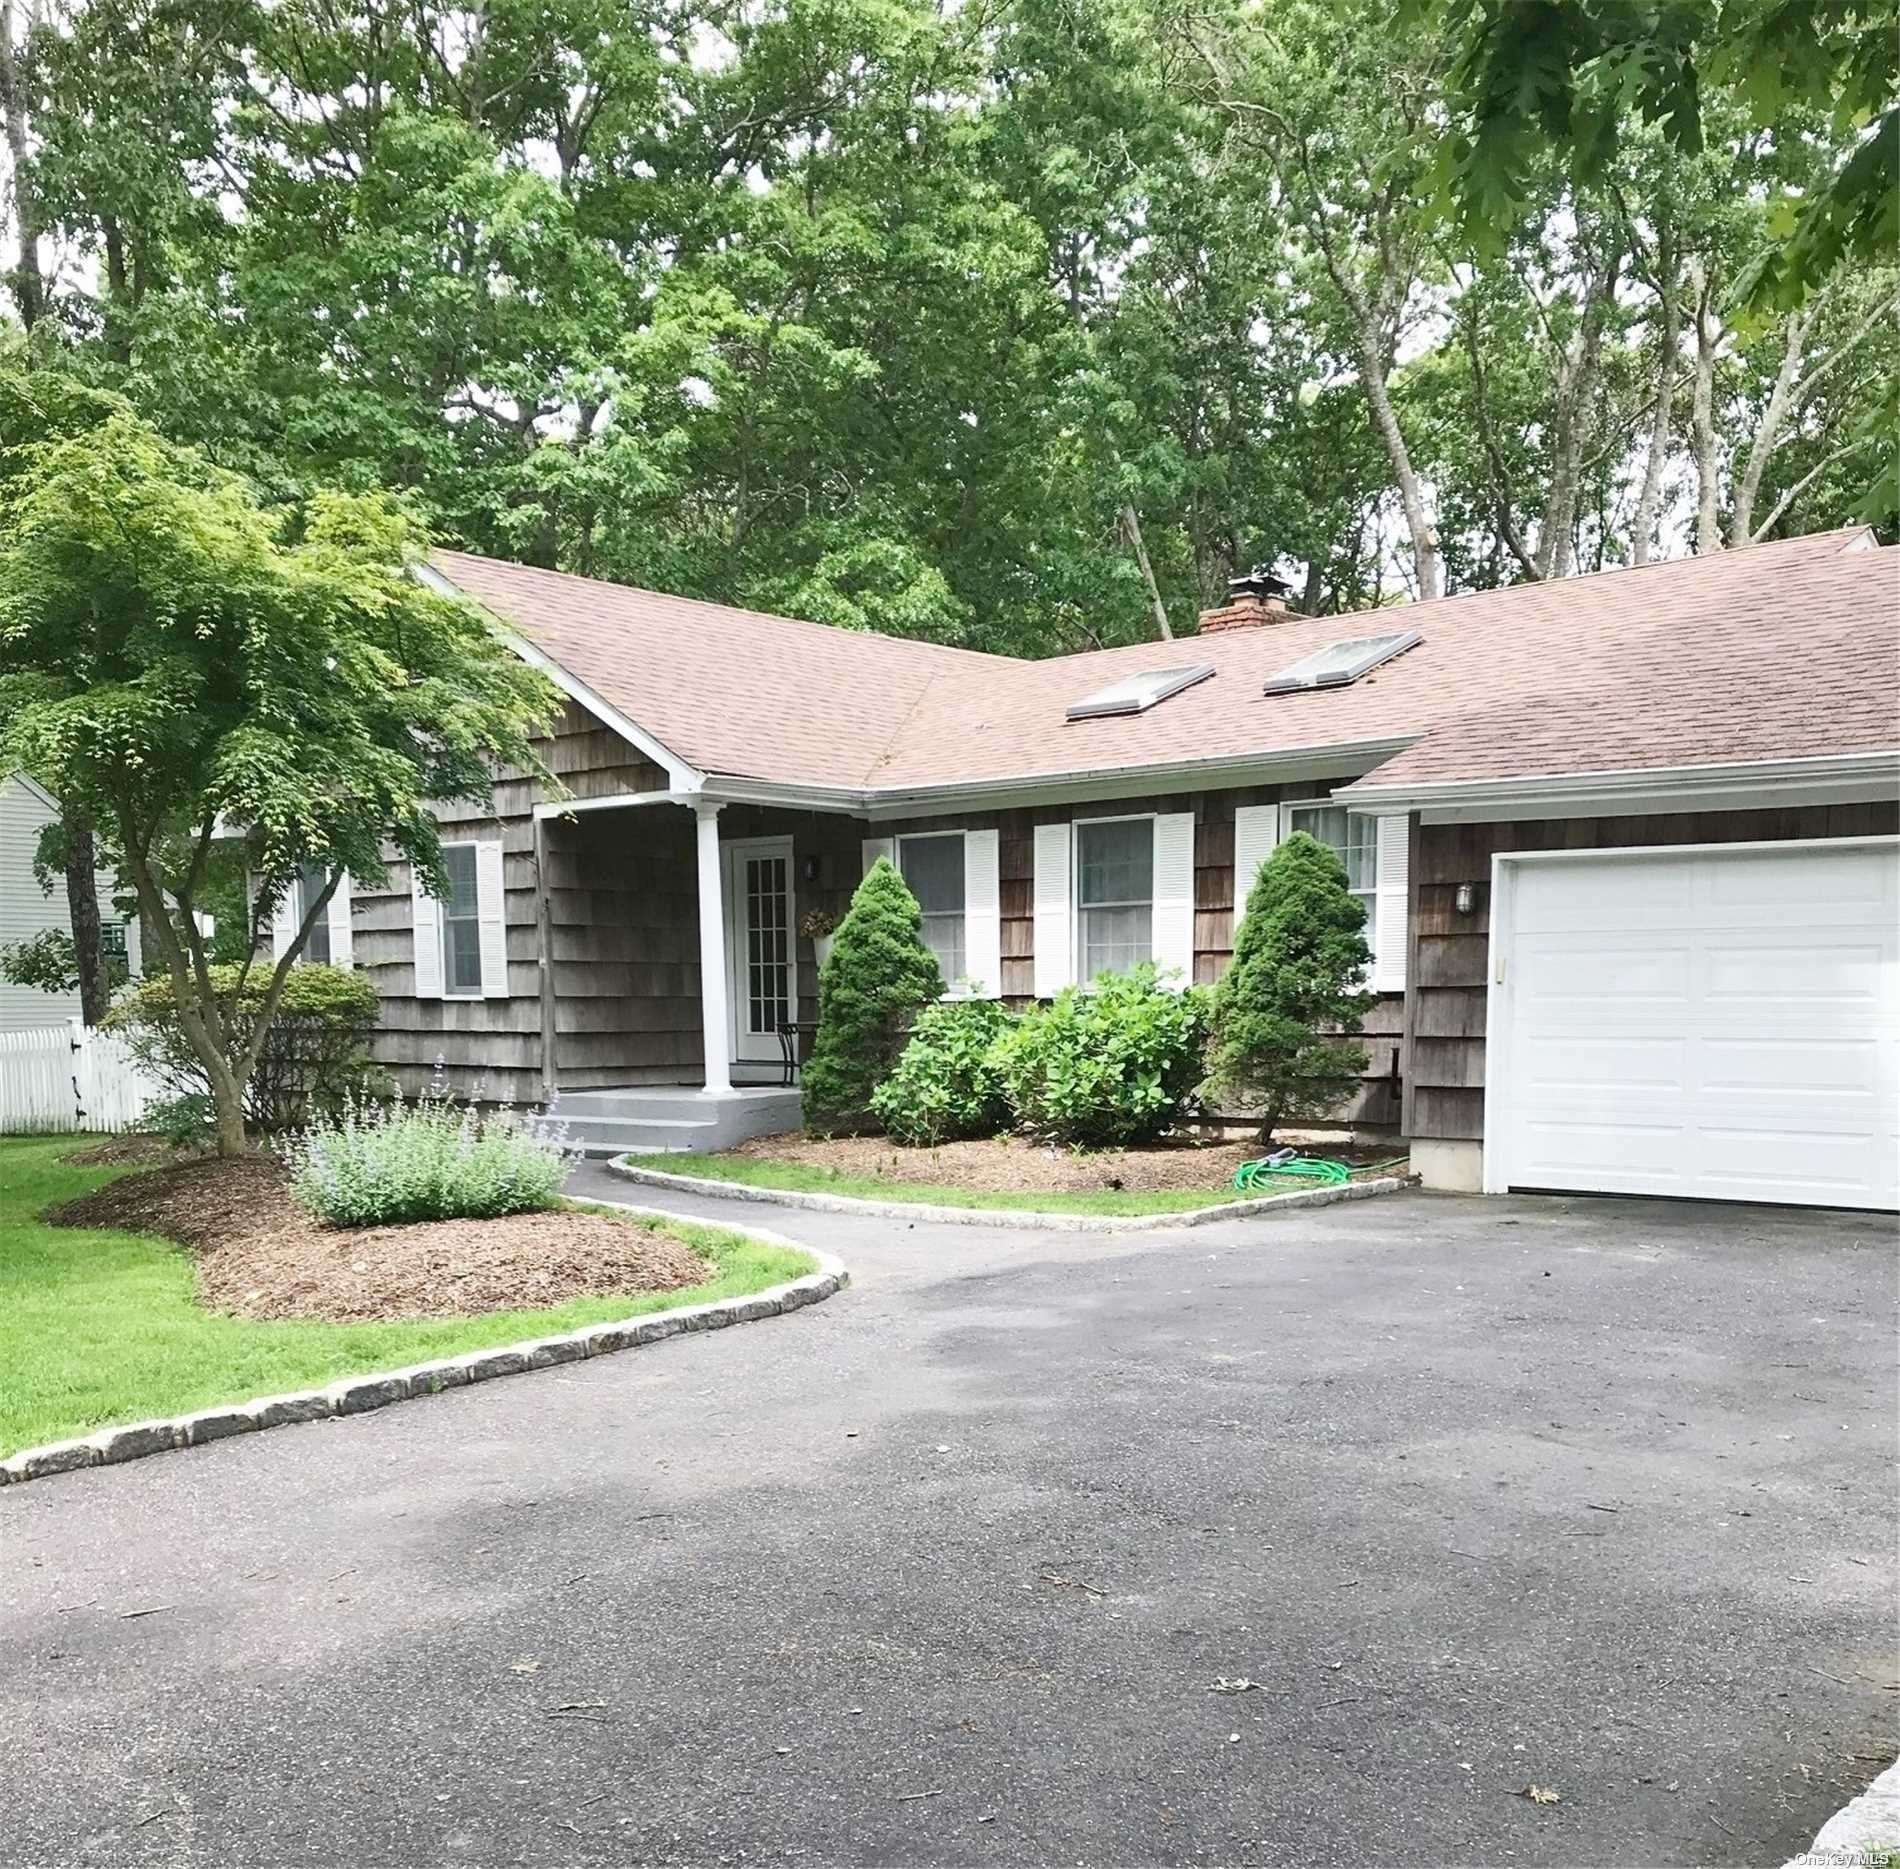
534, 813, 557, 1101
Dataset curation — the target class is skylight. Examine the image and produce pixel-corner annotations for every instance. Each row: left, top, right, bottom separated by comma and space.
1262, 629, 1421, 695
1066, 664, 1215, 722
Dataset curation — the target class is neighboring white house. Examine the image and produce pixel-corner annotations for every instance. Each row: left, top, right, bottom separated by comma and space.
0, 773, 135, 1031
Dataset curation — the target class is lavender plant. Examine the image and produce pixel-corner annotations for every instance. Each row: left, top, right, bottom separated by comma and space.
282, 1069, 577, 1227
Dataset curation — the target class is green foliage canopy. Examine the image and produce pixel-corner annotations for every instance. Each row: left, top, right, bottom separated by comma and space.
0, 380, 558, 1151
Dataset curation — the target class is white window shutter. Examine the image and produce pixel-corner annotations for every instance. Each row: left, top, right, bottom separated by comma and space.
861, 836, 894, 875
1232, 804, 1281, 914
270, 885, 297, 965
1152, 811, 1196, 989
1032, 822, 1073, 998
962, 829, 1001, 999
327, 871, 354, 968
411, 865, 443, 1000
1372, 813, 1410, 993
477, 841, 508, 998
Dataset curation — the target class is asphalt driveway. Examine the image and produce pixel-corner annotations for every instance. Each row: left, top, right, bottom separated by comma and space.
3, 1176, 1894, 1868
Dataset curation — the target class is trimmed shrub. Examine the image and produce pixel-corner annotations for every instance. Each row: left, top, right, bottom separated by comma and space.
282, 1085, 575, 1226
992, 963, 1209, 1147
802, 857, 945, 1136
104, 963, 387, 1134
1204, 831, 1375, 1140
871, 998, 1015, 1145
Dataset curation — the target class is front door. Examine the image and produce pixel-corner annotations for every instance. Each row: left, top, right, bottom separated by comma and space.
723, 837, 797, 1065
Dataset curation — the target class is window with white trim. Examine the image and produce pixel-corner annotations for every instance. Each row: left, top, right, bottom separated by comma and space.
296, 864, 331, 965
440, 842, 483, 995
1076, 816, 1154, 978
898, 832, 966, 986
1282, 803, 1377, 963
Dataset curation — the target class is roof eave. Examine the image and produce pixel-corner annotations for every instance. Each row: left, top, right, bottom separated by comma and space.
698, 737, 1420, 818
1337, 748, 1900, 823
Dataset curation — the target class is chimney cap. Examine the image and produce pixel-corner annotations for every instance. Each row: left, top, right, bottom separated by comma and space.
1228, 564, 1291, 602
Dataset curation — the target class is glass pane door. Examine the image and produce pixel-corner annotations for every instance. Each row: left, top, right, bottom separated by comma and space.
725, 838, 797, 1063
744, 852, 791, 1038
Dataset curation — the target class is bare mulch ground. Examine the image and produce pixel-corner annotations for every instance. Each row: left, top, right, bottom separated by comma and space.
50, 1155, 710, 1324
723, 1131, 1401, 1194
60, 1134, 189, 1169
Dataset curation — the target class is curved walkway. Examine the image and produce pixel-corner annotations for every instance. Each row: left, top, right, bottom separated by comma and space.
1, 1170, 1892, 1867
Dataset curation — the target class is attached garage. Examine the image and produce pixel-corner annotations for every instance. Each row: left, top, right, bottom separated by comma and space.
1485, 837, 1899, 1211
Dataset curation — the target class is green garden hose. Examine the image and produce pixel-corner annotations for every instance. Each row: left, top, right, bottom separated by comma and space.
1234, 1154, 1350, 1188
1232, 1152, 1411, 1190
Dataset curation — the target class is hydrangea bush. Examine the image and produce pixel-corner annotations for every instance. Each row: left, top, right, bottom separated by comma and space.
870, 998, 1014, 1145
989, 963, 1210, 1148
282, 1075, 577, 1227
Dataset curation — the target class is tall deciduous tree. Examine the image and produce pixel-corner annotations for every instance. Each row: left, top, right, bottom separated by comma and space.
0, 381, 558, 1154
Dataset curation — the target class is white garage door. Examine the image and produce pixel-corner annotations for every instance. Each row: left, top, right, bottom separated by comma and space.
1492, 838, 1899, 1210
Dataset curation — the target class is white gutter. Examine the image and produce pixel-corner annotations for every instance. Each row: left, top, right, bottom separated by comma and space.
1337, 748, 1900, 822
531, 789, 690, 821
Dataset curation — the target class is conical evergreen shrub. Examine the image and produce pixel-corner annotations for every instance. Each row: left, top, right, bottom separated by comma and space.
1205, 831, 1375, 1140
801, 856, 945, 1135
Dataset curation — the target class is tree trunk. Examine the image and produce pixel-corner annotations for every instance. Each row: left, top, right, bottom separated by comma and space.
1119, 503, 1174, 640
1690, 264, 1722, 553
1353, 321, 1442, 599
1631, 253, 1681, 566
0, 0, 44, 331
1536, 249, 1622, 581
1729, 308, 1811, 547
61, 805, 110, 1025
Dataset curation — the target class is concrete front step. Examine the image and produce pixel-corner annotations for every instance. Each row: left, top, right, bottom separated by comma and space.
556, 1091, 752, 1123
554, 1087, 802, 1156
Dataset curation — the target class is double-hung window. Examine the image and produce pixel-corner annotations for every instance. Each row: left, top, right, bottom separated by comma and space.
1076, 816, 1154, 978
1283, 803, 1377, 964
898, 833, 966, 987
297, 864, 332, 965
440, 842, 484, 996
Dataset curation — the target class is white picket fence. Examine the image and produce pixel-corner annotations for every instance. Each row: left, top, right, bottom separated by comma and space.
0, 1021, 163, 1134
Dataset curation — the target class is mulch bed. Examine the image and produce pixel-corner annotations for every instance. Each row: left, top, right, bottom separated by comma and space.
50, 1155, 709, 1325
721, 1131, 1400, 1195
60, 1134, 190, 1169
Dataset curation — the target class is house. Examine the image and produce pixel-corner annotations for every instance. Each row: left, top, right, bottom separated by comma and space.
0, 773, 137, 1031
321, 528, 1896, 1209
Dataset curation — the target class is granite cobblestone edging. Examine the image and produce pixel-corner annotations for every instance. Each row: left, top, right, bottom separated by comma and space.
0, 1207, 846, 1489
607, 1157, 1412, 1232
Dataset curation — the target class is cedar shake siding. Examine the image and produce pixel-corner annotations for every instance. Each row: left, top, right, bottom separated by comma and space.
358, 702, 875, 1100
354, 701, 671, 1102
883, 782, 1404, 1131
1403, 800, 1900, 1144
354, 724, 1404, 1128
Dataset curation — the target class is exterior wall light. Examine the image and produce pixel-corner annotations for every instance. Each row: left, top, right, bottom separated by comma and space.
1454, 882, 1477, 916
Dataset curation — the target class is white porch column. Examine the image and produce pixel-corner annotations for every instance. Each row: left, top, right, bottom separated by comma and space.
694, 800, 733, 1095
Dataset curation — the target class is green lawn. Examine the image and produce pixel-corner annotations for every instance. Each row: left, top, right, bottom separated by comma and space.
653, 1150, 1327, 1217
0, 1135, 812, 1458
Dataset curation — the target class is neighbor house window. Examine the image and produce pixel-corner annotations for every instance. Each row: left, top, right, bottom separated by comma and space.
1283, 803, 1377, 963
440, 843, 483, 995
297, 864, 331, 965
1076, 816, 1153, 978
898, 833, 966, 986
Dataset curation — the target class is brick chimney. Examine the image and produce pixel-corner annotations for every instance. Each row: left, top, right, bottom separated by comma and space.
1199, 565, 1292, 634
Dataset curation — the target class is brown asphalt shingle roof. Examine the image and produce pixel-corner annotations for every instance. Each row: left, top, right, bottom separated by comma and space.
432, 530, 1898, 797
